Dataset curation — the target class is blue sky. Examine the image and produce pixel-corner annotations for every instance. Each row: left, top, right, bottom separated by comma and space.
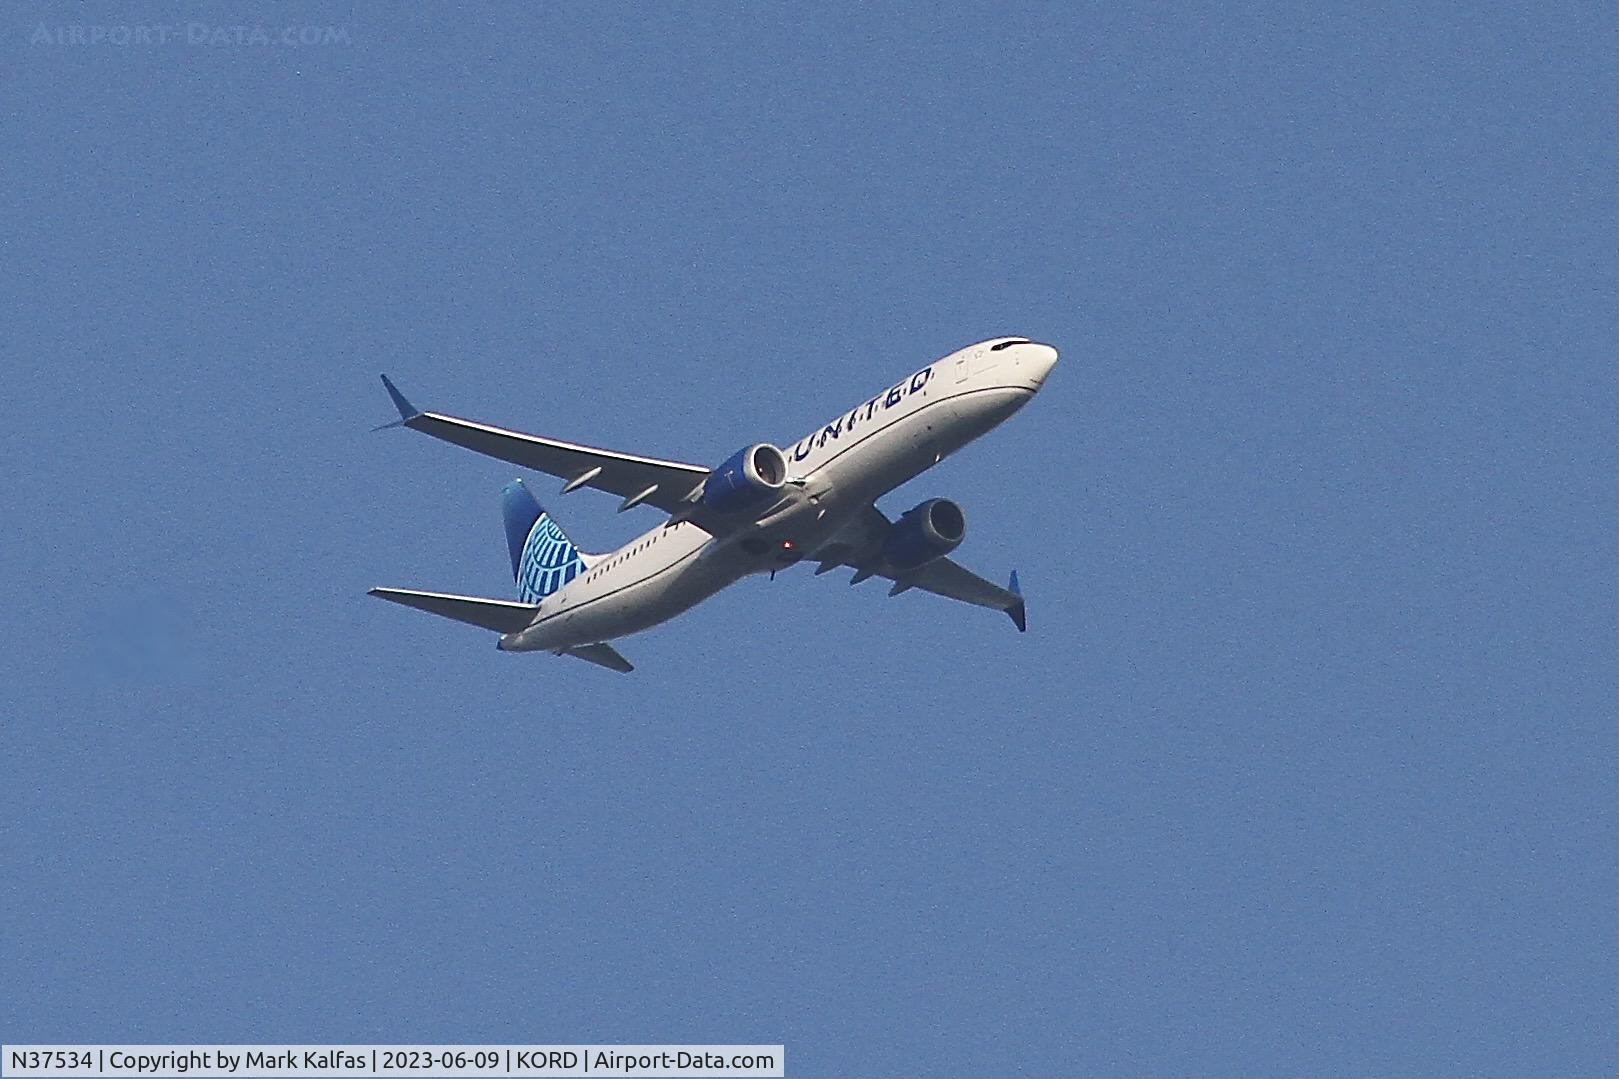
2, 3, 1613, 1076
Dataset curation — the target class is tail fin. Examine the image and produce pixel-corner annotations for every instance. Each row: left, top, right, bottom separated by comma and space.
502, 479, 590, 602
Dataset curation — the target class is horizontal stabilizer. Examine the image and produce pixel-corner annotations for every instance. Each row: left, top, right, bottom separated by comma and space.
564, 642, 635, 673
369, 588, 538, 633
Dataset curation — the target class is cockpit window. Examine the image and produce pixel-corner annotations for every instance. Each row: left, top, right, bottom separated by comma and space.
990, 339, 1030, 351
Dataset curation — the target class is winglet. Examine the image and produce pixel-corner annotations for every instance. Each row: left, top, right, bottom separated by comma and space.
374, 374, 422, 430
1006, 570, 1026, 632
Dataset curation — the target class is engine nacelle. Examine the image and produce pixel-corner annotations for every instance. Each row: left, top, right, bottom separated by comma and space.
883, 498, 966, 571
701, 443, 789, 515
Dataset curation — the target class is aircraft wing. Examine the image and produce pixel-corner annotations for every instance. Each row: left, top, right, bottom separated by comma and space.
819, 507, 1027, 631
378, 376, 709, 514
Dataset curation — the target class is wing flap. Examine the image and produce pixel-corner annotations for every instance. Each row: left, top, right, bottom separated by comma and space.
369, 587, 539, 633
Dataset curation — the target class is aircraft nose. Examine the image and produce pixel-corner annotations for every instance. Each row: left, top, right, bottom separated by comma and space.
1024, 342, 1059, 386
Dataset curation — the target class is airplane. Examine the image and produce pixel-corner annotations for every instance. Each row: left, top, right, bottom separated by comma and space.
370, 336, 1059, 672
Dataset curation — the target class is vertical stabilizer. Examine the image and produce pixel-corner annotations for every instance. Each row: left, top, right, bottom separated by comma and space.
502, 479, 590, 602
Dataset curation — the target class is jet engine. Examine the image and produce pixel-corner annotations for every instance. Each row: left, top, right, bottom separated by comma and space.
701, 443, 789, 515
882, 498, 966, 571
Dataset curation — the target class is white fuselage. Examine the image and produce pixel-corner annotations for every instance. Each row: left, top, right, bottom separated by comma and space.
500, 338, 1058, 652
